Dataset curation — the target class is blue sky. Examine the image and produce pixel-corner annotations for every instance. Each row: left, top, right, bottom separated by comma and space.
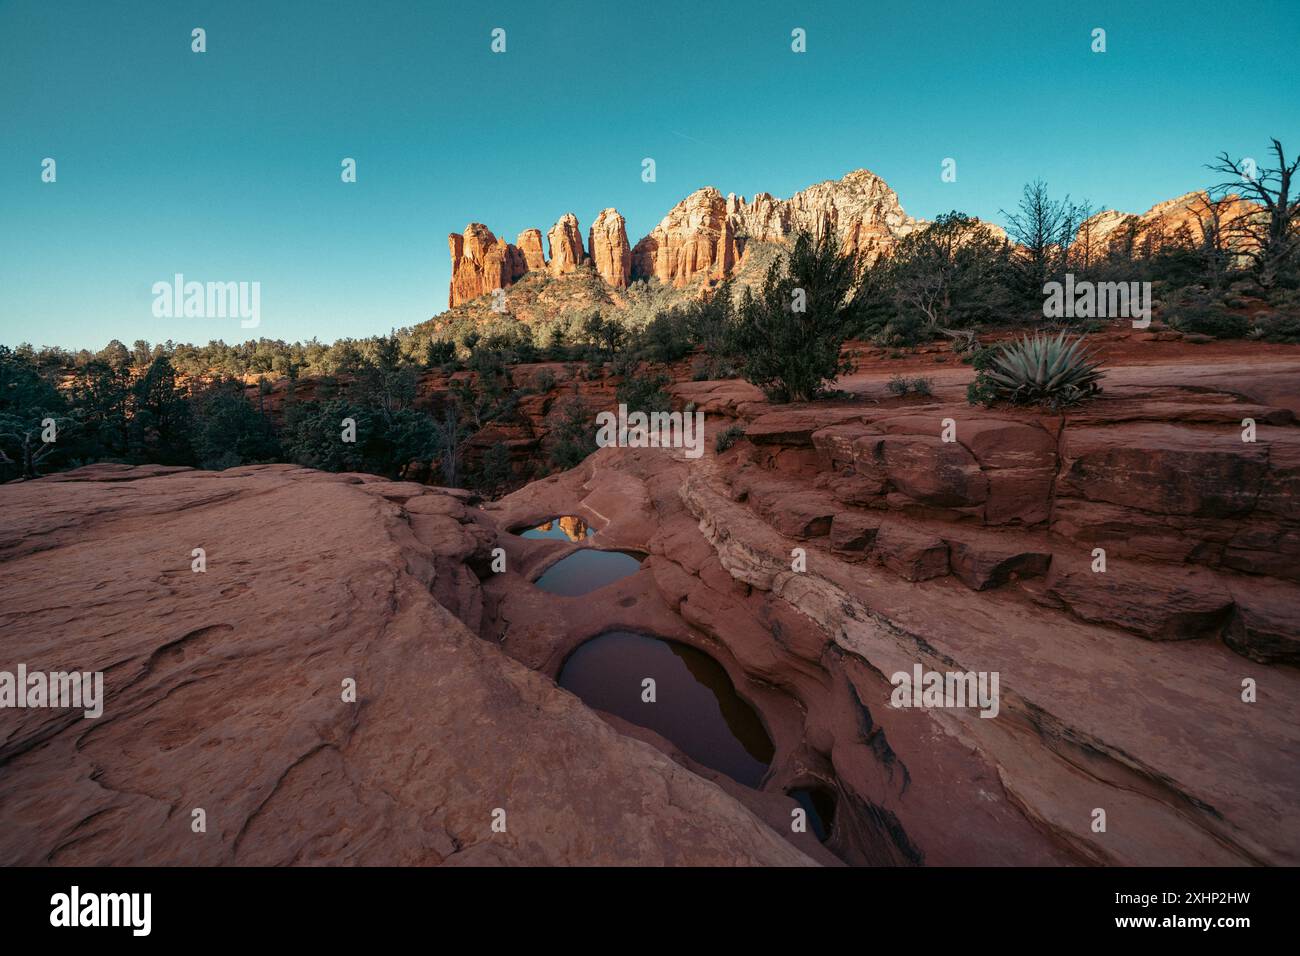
1, 0, 1296, 350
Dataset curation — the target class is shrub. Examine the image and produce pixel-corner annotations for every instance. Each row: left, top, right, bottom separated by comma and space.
968, 331, 1103, 409
872, 312, 928, 348
1252, 311, 1300, 343
1166, 295, 1249, 339
545, 396, 597, 470
639, 309, 693, 363
616, 371, 673, 413
715, 423, 746, 453
941, 328, 978, 353
423, 339, 456, 367
886, 375, 934, 397
731, 229, 862, 402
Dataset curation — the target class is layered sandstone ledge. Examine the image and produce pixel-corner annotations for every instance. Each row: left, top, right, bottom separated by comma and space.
0, 464, 812, 866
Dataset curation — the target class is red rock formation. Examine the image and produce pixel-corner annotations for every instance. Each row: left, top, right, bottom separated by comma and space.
631, 170, 921, 286
447, 223, 528, 308
516, 228, 546, 272
483, 349, 1300, 865
1075, 191, 1258, 262
588, 208, 631, 287
0, 463, 816, 867
728, 168, 921, 261
631, 187, 738, 286
547, 213, 585, 276
444, 170, 1270, 316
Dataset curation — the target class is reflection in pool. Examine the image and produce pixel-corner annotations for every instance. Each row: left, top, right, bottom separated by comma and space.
532, 549, 644, 597
517, 516, 594, 542
558, 631, 774, 787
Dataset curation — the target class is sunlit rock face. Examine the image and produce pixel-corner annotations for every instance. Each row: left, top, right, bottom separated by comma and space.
447, 223, 528, 307
588, 208, 631, 288
547, 213, 586, 276
449, 168, 925, 304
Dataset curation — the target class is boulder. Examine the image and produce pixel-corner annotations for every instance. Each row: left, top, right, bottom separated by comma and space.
947, 536, 1052, 591
829, 512, 882, 554
874, 523, 949, 581
1047, 565, 1235, 642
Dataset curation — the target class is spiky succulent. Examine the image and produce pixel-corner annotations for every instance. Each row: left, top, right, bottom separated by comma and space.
979, 331, 1103, 408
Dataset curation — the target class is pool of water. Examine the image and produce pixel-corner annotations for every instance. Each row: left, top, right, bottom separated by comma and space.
516, 516, 595, 543
532, 549, 644, 597
558, 631, 774, 787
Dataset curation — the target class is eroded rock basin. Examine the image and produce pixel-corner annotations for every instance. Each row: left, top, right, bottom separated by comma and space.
532, 548, 645, 597
558, 631, 775, 788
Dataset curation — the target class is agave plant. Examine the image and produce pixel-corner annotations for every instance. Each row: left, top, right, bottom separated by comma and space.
981, 331, 1103, 408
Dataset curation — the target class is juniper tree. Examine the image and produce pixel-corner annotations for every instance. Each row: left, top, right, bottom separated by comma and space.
731, 228, 862, 403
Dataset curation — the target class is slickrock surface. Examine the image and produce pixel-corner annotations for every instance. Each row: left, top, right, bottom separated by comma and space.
0, 464, 814, 866
485, 355, 1300, 866
16, 348, 1297, 867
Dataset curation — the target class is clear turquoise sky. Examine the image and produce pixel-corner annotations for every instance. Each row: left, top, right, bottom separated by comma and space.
1, 0, 1296, 350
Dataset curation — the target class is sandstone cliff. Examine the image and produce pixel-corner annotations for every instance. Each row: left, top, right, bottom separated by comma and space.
447, 224, 527, 308
1075, 191, 1258, 260
631, 187, 738, 286
516, 228, 546, 272
448, 168, 924, 306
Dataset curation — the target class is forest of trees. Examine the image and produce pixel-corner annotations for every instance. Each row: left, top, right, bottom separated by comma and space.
4, 140, 1297, 485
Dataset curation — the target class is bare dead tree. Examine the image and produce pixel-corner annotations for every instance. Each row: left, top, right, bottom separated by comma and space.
1072, 202, 1100, 272
1002, 180, 1090, 301
1208, 138, 1300, 288
0, 414, 73, 478
1186, 192, 1239, 289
